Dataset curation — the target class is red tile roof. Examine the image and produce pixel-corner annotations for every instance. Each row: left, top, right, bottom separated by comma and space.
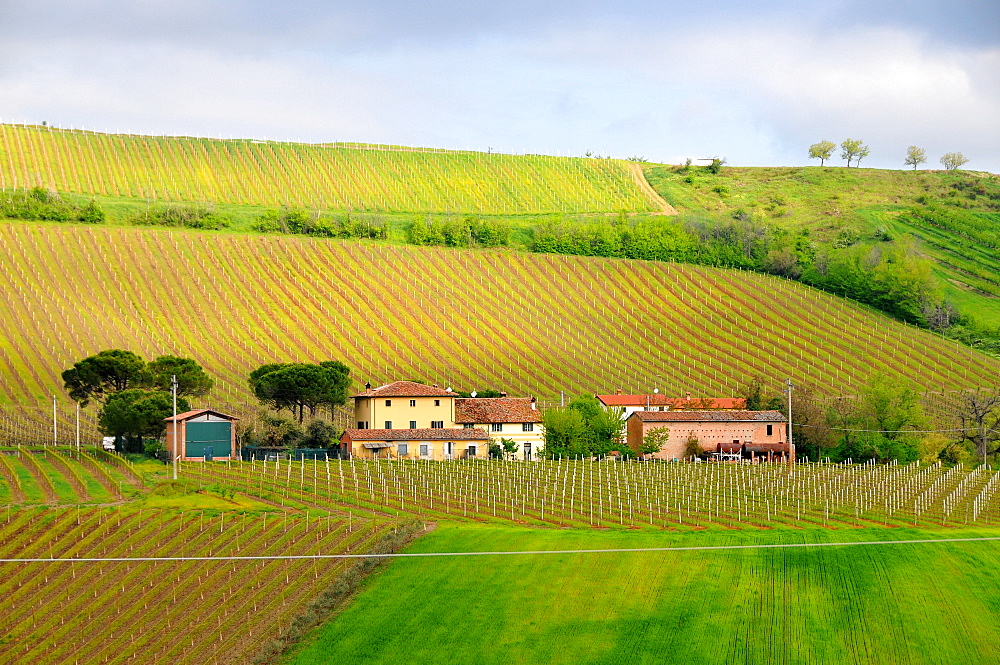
631, 410, 785, 422
352, 381, 456, 398
454, 397, 543, 424
341, 427, 489, 442
597, 395, 746, 409
164, 409, 238, 422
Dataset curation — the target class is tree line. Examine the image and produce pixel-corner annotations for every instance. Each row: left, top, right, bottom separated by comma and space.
808, 139, 969, 170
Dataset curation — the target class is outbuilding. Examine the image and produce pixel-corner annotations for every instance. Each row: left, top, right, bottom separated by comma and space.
165, 409, 238, 462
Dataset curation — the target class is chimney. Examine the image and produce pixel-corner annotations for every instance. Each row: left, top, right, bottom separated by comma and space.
365, 381, 371, 390
433, 383, 439, 388
686, 391, 691, 401
616, 388, 622, 395
531, 396, 537, 410
500, 391, 508, 398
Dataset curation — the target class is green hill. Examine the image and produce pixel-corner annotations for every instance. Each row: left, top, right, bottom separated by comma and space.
645, 165, 1000, 329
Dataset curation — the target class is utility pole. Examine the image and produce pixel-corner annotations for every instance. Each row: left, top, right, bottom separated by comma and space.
75, 402, 80, 452
172, 375, 179, 481
784, 378, 794, 469
52, 395, 57, 447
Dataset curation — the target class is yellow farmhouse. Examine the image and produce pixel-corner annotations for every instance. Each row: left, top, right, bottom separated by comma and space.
342, 380, 490, 459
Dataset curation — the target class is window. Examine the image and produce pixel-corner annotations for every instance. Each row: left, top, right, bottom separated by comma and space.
434, 399, 440, 406
357, 421, 368, 429
397, 443, 408, 456
409, 399, 416, 407
431, 420, 444, 429
491, 423, 503, 432
385, 399, 392, 407
419, 444, 429, 457
384, 421, 392, 430
463, 423, 474, 429
468, 445, 477, 458
767, 424, 773, 436
409, 421, 417, 429
522, 423, 534, 432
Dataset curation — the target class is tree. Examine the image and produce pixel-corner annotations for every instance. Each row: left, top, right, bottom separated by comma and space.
242, 411, 304, 449
683, 433, 705, 460
808, 140, 836, 166
940, 152, 969, 170
904, 146, 927, 170
541, 408, 589, 458
146, 355, 214, 397
840, 139, 869, 168
248, 361, 350, 422
62, 349, 147, 406
99, 389, 188, 454
301, 419, 338, 448
640, 427, 669, 457
741, 376, 784, 411
952, 389, 1000, 460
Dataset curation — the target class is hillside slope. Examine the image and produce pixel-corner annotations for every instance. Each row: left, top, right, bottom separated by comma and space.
0, 124, 656, 214
0, 223, 996, 442
645, 165, 1000, 327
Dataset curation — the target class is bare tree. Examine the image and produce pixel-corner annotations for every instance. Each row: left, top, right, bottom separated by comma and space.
954, 389, 1000, 460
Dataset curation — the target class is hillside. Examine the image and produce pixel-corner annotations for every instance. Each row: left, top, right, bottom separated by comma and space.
645, 165, 1000, 328
0, 222, 997, 442
0, 124, 657, 214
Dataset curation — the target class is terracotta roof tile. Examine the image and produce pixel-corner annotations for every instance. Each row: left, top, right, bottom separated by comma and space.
454, 397, 543, 424
352, 381, 456, 398
164, 409, 238, 422
341, 427, 489, 442
631, 410, 785, 423
596, 395, 746, 409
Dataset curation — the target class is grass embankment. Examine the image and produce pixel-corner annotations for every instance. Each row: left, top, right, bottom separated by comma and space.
0, 124, 655, 214
290, 522, 1000, 665
646, 165, 1000, 327
2, 223, 998, 443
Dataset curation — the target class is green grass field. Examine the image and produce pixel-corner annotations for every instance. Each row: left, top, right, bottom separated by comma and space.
289, 523, 1000, 665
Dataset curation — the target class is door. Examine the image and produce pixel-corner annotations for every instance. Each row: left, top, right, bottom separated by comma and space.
523, 443, 532, 461
204, 446, 214, 462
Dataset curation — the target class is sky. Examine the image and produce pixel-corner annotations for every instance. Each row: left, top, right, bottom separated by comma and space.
1, 0, 998, 172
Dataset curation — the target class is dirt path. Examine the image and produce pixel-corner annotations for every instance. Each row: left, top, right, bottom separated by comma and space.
0, 455, 26, 503
628, 162, 677, 215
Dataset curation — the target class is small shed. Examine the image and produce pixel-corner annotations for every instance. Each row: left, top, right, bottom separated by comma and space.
165, 409, 238, 461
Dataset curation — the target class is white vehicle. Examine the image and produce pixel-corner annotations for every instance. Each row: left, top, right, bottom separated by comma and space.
101, 437, 116, 451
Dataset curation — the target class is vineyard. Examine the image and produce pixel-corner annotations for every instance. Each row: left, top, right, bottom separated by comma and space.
183, 457, 1000, 530
0, 124, 658, 214
1, 223, 997, 443
0, 448, 142, 504
0, 504, 398, 664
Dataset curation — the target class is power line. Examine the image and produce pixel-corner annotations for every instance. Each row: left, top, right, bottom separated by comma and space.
4, 535, 1000, 564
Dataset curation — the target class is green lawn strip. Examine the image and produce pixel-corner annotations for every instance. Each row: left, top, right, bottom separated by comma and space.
5, 456, 45, 504
30, 455, 80, 504
289, 523, 1000, 665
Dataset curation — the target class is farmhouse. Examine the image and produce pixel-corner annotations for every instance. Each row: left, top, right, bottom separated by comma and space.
597, 391, 746, 419
627, 410, 789, 461
165, 409, 238, 461
344, 380, 489, 459
455, 395, 545, 460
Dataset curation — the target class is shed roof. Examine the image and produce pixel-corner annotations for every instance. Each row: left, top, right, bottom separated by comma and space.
352, 381, 456, 398
596, 395, 746, 409
454, 397, 542, 424
341, 427, 489, 442
630, 410, 785, 423
164, 409, 238, 422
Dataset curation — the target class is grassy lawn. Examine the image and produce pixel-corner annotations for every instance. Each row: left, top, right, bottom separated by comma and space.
288, 522, 1000, 664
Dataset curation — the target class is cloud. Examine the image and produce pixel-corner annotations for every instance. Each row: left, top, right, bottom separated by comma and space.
0, 1, 997, 171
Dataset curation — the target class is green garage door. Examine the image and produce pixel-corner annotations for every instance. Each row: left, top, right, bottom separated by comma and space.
185, 421, 232, 458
